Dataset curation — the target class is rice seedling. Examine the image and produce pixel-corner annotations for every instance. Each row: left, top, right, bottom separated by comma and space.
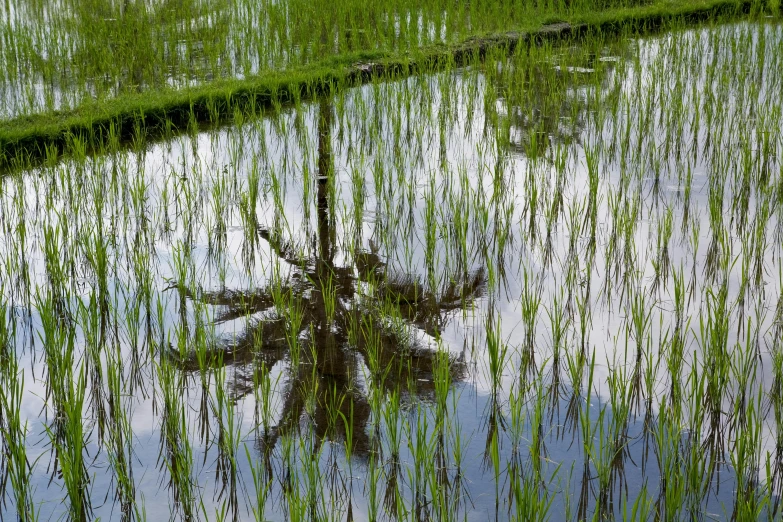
2, 9, 783, 522
0, 350, 38, 522
44, 361, 92, 522
157, 353, 198, 521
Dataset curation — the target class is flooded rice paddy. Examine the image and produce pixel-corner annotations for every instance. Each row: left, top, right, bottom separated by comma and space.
1, 20, 783, 522
0, 0, 648, 118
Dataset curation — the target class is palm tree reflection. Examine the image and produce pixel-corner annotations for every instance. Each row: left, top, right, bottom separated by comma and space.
176, 99, 487, 458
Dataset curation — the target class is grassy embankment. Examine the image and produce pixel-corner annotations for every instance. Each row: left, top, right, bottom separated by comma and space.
0, 0, 773, 169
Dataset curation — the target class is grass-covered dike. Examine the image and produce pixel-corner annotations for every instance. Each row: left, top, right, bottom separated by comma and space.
0, 0, 771, 170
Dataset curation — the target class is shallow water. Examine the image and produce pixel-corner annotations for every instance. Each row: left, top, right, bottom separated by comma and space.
1, 20, 783, 521
0, 0, 548, 119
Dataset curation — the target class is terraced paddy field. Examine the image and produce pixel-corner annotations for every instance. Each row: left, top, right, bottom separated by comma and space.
0, 0, 755, 119
1, 4, 783, 522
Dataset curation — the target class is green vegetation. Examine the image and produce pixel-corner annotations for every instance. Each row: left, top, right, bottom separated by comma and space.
0, 0, 717, 117
0, 1, 782, 521
0, 0, 769, 170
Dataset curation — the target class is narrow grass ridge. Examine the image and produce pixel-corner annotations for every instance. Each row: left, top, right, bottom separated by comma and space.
0, 0, 764, 169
